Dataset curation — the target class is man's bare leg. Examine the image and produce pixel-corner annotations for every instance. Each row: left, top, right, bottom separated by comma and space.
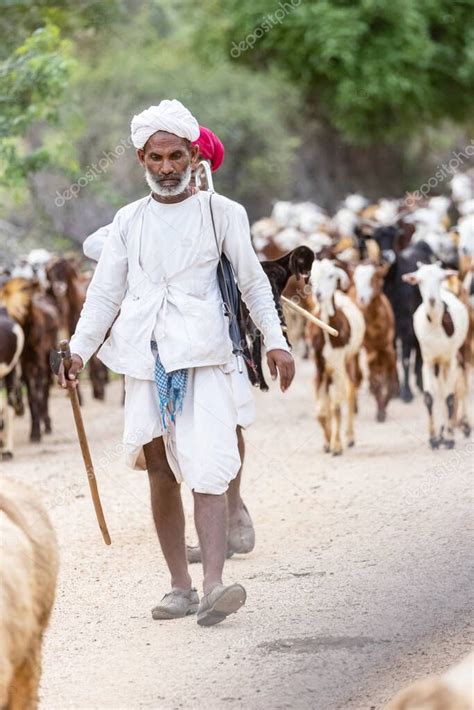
193, 492, 227, 594
186, 426, 254, 563
227, 426, 245, 526
144, 437, 192, 591
227, 426, 255, 553
194, 489, 247, 626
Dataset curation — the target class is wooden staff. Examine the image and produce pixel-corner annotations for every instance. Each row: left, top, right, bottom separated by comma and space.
60, 340, 111, 545
281, 295, 339, 337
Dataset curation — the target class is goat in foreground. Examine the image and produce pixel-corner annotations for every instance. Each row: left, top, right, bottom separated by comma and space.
0, 477, 59, 709
386, 652, 473, 710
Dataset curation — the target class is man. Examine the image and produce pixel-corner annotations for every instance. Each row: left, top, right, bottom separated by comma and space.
60, 99, 295, 626
84, 124, 256, 564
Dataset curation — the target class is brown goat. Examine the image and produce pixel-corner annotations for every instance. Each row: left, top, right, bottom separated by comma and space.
46, 257, 109, 400
1, 278, 59, 441
353, 263, 399, 422
0, 477, 59, 709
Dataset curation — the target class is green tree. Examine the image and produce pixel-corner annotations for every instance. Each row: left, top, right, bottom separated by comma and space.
48, 3, 299, 223
191, 0, 474, 144
0, 0, 123, 185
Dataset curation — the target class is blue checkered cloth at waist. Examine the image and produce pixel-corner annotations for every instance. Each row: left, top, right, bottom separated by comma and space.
151, 341, 188, 429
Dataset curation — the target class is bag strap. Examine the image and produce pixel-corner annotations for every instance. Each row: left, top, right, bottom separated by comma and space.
209, 193, 234, 315
208, 192, 220, 254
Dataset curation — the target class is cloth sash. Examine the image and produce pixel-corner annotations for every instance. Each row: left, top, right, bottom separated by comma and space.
151, 341, 188, 429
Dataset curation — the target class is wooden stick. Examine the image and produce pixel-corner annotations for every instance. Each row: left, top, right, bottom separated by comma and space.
60, 340, 111, 545
281, 296, 339, 337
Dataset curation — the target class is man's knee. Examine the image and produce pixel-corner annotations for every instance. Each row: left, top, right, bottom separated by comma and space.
192, 483, 229, 501
144, 437, 177, 486
148, 465, 177, 489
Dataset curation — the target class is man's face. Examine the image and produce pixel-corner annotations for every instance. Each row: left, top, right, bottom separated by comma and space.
137, 131, 199, 195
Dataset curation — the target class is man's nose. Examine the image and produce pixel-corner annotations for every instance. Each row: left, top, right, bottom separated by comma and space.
160, 160, 174, 174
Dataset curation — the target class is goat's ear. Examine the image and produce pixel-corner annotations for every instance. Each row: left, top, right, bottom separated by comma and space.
442, 269, 458, 280
289, 251, 302, 280
377, 262, 390, 277
335, 267, 350, 290
402, 272, 418, 284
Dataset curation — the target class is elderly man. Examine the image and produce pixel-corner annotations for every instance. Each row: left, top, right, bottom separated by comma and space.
60, 99, 294, 626
83, 124, 256, 564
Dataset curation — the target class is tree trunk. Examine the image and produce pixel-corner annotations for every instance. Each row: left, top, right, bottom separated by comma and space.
293, 112, 419, 211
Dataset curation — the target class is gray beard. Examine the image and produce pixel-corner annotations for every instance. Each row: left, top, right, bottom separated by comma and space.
145, 165, 192, 197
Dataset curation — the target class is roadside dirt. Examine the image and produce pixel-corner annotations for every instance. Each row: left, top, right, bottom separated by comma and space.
5, 358, 473, 709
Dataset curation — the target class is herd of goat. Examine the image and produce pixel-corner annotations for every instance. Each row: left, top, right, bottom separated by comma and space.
1, 173, 474, 709
1, 171, 473, 460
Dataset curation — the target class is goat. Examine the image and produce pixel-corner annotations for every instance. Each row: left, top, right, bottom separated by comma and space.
371, 225, 434, 402
281, 274, 316, 358
386, 652, 474, 710
1, 277, 59, 442
240, 246, 314, 391
46, 256, 109, 400
353, 263, 399, 421
307, 259, 365, 455
0, 308, 24, 459
403, 262, 469, 448
0, 476, 59, 709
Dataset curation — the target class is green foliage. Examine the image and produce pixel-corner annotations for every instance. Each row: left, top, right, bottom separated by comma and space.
0, 0, 123, 58
59, 3, 299, 211
0, 0, 125, 186
190, 0, 474, 144
0, 24, 72, 184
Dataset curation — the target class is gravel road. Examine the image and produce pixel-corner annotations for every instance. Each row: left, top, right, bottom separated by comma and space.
5, 358, 473, 709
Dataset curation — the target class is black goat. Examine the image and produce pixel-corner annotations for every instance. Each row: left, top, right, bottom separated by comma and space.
240, 246, 314, 391
371, 226, 434, 402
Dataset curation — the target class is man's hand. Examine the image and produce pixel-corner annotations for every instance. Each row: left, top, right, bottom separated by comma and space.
58, 354, 84, 390
266, 349, 295, 392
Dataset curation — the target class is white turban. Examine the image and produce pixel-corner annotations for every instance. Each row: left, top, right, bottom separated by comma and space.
130, 99, 200, 149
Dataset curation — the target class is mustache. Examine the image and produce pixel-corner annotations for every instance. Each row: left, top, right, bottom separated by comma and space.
157, 173, 182, 182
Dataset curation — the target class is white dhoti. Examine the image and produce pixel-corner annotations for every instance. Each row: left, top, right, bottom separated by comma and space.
123, 363, 255, 495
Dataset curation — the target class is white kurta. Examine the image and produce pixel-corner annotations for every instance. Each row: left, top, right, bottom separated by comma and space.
71, 191, 289, 376
77, 191, 278, 493
124, 196, 256, 491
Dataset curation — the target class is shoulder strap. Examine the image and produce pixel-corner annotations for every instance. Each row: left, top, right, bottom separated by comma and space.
208, 192, 221, 256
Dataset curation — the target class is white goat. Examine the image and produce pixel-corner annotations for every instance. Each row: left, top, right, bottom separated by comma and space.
307, 259, 365, 455
403, 262, 469, 448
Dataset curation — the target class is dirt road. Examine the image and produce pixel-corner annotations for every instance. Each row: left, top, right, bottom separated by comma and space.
5, 358, 473, 709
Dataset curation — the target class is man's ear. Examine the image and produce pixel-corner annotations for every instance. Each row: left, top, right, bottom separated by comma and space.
136, 148, 145, 166
190, 144, 200, 170
402, 272, 418, 285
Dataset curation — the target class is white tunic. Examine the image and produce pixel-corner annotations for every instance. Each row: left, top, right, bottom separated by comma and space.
73, 190, 285, 493
71, 191, 289, 377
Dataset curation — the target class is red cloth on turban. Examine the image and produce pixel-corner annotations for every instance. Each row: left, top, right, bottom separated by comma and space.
193, 125, 225, 172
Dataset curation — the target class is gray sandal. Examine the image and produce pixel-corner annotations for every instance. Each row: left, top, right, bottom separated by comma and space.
152, 588, 199, 620
197, 583, 246, 627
